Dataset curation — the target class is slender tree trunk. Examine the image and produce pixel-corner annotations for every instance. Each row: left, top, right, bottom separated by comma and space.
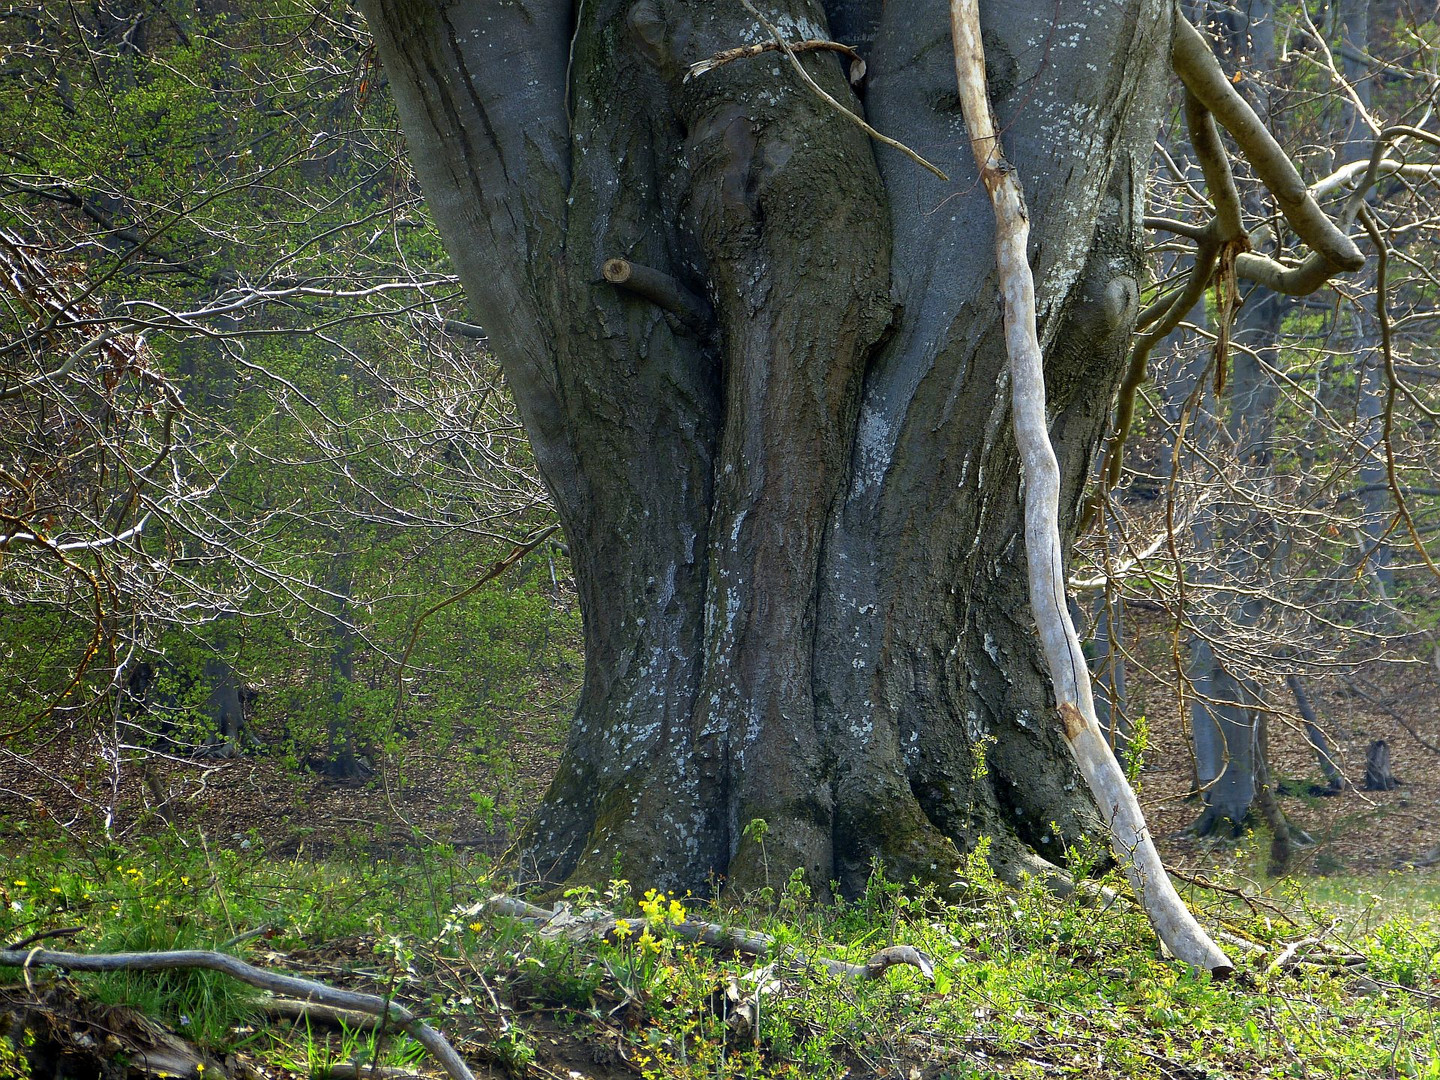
1287, 674, 1346, 792
1180, 0, 1298, 839
324, 564, 368, 780
364, 0, 1175, 895
1339, 0, 1393, 621
1253, 693, 1293, 875
1089, 557, 1130, 756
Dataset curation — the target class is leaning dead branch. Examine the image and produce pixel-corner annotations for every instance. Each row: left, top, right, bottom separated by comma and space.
948, 0, 1232, 977
0, 947, 477, 1080
482, 896, 934, 982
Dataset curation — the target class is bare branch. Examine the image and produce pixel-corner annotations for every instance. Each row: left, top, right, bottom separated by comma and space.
950, 0, 1231, 978
1172, 15, 1365, 274
0, 947, 477, 1080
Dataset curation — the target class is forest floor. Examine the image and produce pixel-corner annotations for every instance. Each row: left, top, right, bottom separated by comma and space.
5, 615, 1440, 1078
1131, 606, 1440, 884
5, 606, 1440, 885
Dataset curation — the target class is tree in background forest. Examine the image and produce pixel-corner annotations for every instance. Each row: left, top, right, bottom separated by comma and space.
362, 0, 1397, 928
1076, 0, 1440, 868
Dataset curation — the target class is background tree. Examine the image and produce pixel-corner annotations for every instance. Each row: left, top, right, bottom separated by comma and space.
1080, 0, 1440, 868
0, 0, 574, 828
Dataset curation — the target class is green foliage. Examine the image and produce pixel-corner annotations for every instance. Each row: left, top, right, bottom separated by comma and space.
7, 831, 1440, 1078
0, 0, 581, 781
0, 828, 481, 1052
1122, 712, 1149, 788
0, 1033, 31, 1080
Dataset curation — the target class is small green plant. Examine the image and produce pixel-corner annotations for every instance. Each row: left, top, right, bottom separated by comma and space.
1122, 712, 1150, 787
490, 1025, 535, 1075
743, 817, 771, 894
970, 733, 997, 781
0, 1034, 32, 1079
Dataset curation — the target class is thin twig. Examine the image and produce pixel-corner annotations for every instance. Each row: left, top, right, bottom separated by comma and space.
687, 38, 863, 82
735, 0, 947, 181
1, 926, 84, 951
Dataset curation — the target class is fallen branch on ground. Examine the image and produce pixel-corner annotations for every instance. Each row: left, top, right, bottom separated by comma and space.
0, 947, 476, 1080
259, 996, 383, 1031
481, 896, 934, 982
324, 1067, 426, 1080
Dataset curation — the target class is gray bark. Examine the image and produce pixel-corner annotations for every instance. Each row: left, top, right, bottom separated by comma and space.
1340, 0, 1394, 617
1287, 674, 1346, 792
363, 0, 1173, 895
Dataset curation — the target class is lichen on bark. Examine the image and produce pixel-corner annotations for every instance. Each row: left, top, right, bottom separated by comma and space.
363, 0, 1176, 900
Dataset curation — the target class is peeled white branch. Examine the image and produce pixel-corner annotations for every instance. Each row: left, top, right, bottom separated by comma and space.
948, 0, 1232, 978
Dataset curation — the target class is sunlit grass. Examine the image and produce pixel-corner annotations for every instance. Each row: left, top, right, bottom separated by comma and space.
3, 824, 1439, 1078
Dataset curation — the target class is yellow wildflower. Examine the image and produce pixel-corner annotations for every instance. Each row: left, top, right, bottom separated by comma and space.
468, 922, 484, 933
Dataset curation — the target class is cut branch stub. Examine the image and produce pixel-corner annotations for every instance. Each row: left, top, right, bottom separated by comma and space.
601, 257, 710, 329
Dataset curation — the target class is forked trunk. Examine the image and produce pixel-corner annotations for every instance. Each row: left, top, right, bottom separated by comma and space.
364, 0, 1173, 897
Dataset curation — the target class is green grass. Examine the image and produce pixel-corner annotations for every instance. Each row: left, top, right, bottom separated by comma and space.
3, 826, 1439, 1079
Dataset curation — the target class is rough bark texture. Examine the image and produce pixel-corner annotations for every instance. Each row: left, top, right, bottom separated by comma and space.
362, 0, 1172, 895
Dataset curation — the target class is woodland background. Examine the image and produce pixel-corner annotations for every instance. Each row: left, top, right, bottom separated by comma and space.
4, 1, 1440, 1077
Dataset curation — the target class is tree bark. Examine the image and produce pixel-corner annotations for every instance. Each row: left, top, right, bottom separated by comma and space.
362, 0, 1173, 896
1287, 674, 1346, 792
1339, 0, 1394, 622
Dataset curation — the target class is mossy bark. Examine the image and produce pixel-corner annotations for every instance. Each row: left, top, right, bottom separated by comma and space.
364, 0, 1174, 897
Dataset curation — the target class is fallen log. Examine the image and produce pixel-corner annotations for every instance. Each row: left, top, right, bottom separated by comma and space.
0, 947, 475, 1080
480, 896, 934, 981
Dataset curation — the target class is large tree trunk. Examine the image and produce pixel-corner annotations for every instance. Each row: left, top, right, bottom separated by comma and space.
363, 0, 1172, 895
